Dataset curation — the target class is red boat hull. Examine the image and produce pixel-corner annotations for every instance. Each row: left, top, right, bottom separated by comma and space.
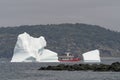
59, 58, 80, 62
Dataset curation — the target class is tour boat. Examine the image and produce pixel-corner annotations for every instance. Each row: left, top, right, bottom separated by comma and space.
58, 52, 80, 62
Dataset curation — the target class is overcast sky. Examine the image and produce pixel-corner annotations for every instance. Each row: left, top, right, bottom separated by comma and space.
0, 0, 120, 31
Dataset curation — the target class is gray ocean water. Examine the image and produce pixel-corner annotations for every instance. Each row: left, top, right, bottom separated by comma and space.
0, 57, 120, 80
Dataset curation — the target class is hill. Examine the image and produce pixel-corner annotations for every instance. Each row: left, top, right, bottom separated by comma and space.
0, 23, 120, 58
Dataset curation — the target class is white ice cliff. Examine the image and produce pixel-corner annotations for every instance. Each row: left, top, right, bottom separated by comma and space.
82, 49, 101, 62
11, 32, 59, 62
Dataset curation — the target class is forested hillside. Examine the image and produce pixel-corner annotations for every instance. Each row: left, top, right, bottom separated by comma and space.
0, 23, 120, 58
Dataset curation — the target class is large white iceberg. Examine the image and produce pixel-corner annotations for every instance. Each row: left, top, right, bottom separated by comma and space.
82, 49, 101, 62
11, 32, 59, 62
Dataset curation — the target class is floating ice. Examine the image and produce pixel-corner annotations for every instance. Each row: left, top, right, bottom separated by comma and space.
82, 49, 101, 62
11, 32, 59, 62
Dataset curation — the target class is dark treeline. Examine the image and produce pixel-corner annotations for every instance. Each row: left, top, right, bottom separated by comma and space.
39, 62, 120, 72
0, 23, 120, 58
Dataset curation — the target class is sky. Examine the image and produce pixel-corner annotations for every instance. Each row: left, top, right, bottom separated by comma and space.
0, 0, 120, 31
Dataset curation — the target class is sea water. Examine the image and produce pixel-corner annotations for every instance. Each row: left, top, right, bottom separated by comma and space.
0, 57, 120, 80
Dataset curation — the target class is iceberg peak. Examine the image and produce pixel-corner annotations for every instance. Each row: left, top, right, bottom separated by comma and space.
11, 32, 59, 62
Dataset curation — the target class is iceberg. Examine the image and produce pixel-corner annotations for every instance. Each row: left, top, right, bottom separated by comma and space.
11, 32, 59, 62
82, 49, 101, 62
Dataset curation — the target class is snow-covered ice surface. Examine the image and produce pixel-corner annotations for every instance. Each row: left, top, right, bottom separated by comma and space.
11, 32, 59, 62
82, 49, 101, 62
